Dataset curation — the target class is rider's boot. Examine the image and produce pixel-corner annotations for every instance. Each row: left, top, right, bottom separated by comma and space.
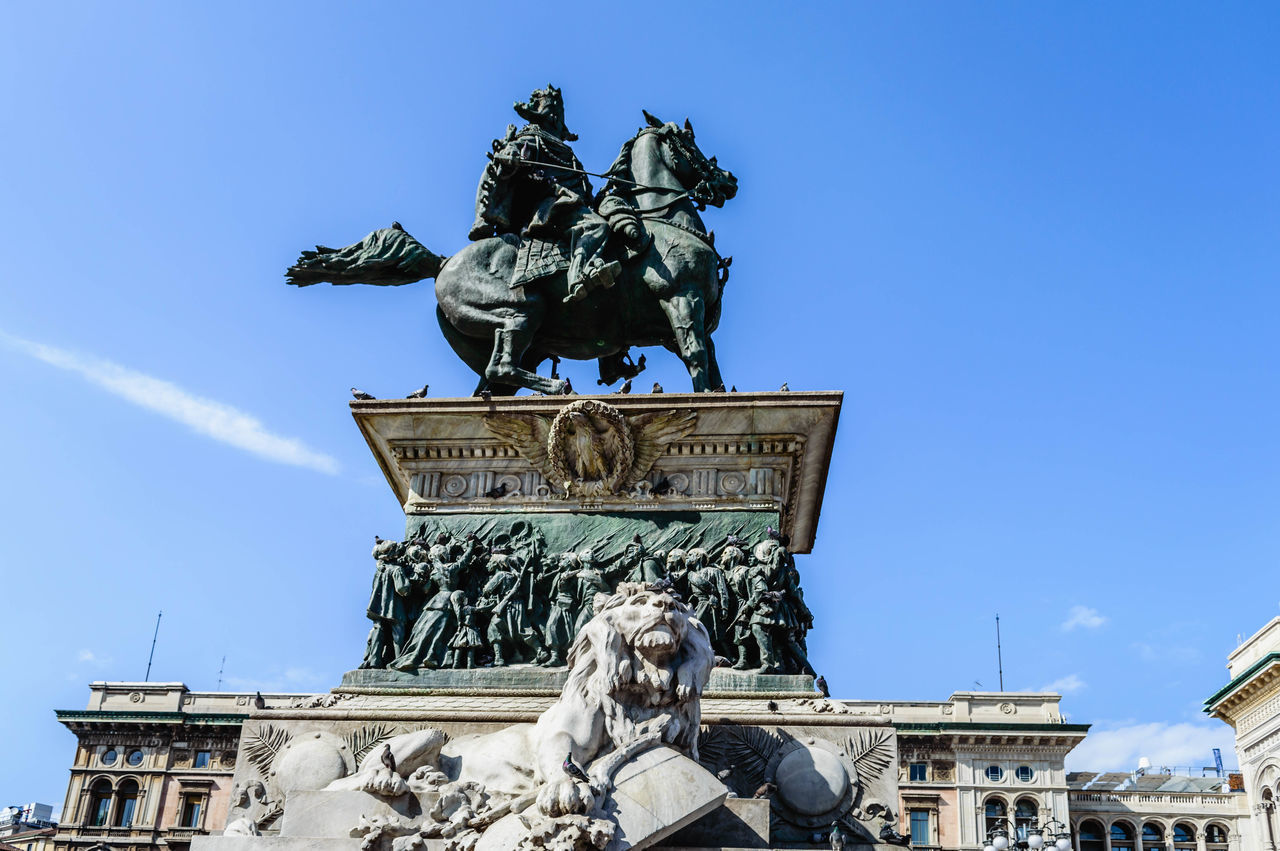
563, 259, 621, 304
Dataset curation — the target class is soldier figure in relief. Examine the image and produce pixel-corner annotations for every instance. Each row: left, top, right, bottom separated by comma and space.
469, 84, 624, 303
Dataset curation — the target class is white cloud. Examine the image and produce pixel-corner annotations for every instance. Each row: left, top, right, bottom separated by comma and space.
3, 334, 338, 475
1062, 605, 1107, 631
1041, 673, 1085, 694
77, 649, 97, 663
1066, 721, 1236, 773
1134, 642, 1201, 664
223, 667, 326, 693
75, 649, 113, 668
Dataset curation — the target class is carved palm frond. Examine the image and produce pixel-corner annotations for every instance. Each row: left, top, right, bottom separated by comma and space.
846, 728, 894, 783
697, 725, 785, 790
244, 724, 291, 776
345, 723, 395, 767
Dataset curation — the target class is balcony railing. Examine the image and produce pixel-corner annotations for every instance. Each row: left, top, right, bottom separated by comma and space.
1069, 792, 1237, 808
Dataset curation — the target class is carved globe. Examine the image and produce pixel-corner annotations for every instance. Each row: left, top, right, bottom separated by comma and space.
775, 745, 850, 816
272, 731, 353, 797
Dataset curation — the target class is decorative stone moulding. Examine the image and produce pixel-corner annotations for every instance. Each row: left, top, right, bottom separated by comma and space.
352, 391, 842, 553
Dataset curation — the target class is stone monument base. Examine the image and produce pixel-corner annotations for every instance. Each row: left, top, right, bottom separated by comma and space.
199, 690, 899, 850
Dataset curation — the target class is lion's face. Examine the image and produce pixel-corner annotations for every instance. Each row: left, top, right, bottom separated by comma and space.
605, 586, 690, 663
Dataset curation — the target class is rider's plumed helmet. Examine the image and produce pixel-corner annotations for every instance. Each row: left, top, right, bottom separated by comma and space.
514, 84, 577, 141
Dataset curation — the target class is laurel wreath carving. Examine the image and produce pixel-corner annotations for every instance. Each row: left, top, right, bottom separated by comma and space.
548, 399, 633, 493
244, 723, 291, 777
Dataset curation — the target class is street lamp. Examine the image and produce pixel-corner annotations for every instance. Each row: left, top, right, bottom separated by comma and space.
1024, 818, 1072, 851
984, 818, 1012, 851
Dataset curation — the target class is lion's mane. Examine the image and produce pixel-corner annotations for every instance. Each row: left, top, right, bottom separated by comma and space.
559, 582, 715, 760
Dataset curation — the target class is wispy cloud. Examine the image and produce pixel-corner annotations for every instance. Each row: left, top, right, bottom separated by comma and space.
1134, 642, 1201, 664
1041, 673, 1085, 694
1062, 605, 1107, 631
3, 334, 338, 474
1066, 721, 1235, 772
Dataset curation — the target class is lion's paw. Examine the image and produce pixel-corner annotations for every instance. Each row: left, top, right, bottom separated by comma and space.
362, 767, 408, 798
536, 777, 596, 818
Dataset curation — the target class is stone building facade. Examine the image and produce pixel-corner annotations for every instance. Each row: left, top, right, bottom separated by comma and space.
51, 682, 299, 851
1066, 771, 1249, 851
1206, 616, 1280, 851
893, 692, 1086, 851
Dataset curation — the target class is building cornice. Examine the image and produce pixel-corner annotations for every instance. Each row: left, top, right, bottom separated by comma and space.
1204, 652, 1280, 719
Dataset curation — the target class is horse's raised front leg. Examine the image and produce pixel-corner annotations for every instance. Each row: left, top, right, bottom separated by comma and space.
658, 291, 711, 392
485, 323, 569, 395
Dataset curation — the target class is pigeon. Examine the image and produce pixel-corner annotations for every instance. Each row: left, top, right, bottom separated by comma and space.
253, 692, 266, 710
483, 482, 508, 499
651, 382, 663, 394
391, 221, 404, 231
779, 382, 789, 392
351, 387, 376, 400
480, 389, 492, 403
830, 823, 847, 851
652, 476, 673, 495
753, 782, 777, 799
730, 385, 737, 392
618, 378, 632, 394
374, 535, 385, 544
815, 675, 830, 698
766, 525, 783, 542
766, 700, 779, 712
380, 743, 397, 774
713, 383, 726, 392
405, 383, 429, 399
562, 377, 574, 395
713, 655, 732, 668
562, 753, 591, 784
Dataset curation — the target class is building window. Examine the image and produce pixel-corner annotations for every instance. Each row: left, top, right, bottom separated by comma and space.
1172, 822, 1195, 847
126, 749, 144, 767
101, 749, 118, 766
1015, 798, 1038, 840
985, 798, 1008, 838
909, 762, 928, 782
193, 750, 211, 769
986, 765, 1004, 782
113, 778, 139, 827
180, 794, 203, 828
87, 779, 112, 827
1078, 819, 1105, 851
1110, 821, 1135, 851
1016, 765, 1034, 782
910, 809, 930, 846
1205, 824, 1229, 851
1143, 824, 1164, 847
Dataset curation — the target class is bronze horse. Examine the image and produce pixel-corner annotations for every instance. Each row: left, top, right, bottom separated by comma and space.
287, 114, 737, 395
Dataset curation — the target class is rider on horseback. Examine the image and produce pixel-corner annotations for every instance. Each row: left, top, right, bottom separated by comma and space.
469, 85, 632, 304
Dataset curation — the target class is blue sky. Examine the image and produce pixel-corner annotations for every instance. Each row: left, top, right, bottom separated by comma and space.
2, 2, 1277, 807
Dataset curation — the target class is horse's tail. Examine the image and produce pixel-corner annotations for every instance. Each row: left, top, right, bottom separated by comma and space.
286, 223, 446, 288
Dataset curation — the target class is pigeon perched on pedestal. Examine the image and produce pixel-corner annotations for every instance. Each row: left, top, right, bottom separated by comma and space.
405, 383, 429, 399
483, 482, 508, 499
652, 382, 663, 394
562, 753, 591, 783
779, 382, 789, 391
380, 743, 396, 774
253, 692, 266, 710
618, 378, 632, 394
815, 675, 830, 698
351, 387, 376, 400
830, 823, 847, 850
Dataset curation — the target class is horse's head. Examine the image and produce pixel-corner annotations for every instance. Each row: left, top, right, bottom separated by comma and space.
630, 111, 738, 209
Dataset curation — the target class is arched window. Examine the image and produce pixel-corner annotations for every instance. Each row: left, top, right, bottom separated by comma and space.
984, 798, 1008, 836
1172, 822, 1195, 851
113, 778, 139, 827
1111, 821, 1136, 851
1143, 823, 1165, 846
1015, 799, 1039, 841
1205, 824, 1228, 850
1078, 820, 1106, 851
86, 779, 112, 827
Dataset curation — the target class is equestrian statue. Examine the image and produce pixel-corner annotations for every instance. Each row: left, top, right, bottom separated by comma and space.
286, 85, 738, 395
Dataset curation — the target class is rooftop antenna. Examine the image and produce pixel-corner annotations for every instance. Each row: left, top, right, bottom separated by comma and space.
216, 655, 226, 691
144, 610, 162, 681
996, 613, 1005, 691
